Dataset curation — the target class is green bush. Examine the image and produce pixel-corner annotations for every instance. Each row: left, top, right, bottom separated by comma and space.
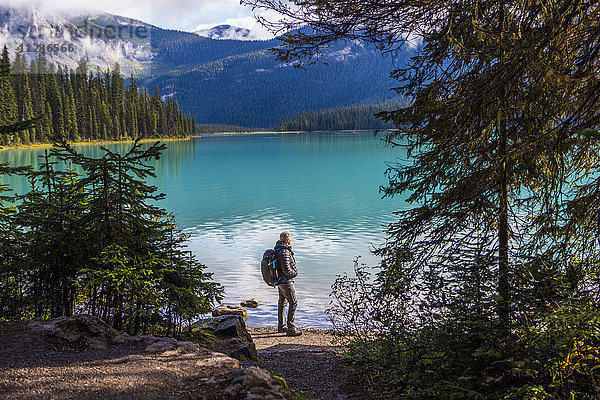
329, 258, 600, 399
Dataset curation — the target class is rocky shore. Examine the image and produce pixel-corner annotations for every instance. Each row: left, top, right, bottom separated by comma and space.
0, 314, 368, 399
0, 315, 292, 399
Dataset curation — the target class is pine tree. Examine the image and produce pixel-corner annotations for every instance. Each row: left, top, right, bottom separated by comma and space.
0, 60, 42, 318
43, 138, 223, 332
0, 46, 18, 145
46, 71, 65, 138
2, 50, 195, 145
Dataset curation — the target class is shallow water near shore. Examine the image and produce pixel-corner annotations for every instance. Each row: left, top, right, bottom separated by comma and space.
0, 131, 407, 328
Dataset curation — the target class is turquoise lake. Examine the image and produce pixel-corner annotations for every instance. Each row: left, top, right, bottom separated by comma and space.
0, 131, 408, 328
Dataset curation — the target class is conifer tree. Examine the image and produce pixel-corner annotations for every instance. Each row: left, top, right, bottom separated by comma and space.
1, 49, 195, 145
16, 153, 86, 317
0, 62, 42, 317
44, 137, 223, 332
0, 46, 18, 145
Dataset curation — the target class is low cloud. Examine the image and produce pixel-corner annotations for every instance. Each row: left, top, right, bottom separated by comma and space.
0, 0, 279, 38
194, 12, 283, 40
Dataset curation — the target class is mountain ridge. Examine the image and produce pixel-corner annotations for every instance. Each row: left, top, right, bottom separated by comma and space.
0, 4, 155, 75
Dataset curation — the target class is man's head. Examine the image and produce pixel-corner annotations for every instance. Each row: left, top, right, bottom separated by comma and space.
280, 231, 291, 245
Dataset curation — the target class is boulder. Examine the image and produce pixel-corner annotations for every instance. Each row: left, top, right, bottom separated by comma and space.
143, 336, 199, 353
213, 304, 248, 322
197, 315, 253, 342
29, 314, 126, 349
228, 342, 258, 362
207, 366, 294, 400
194, 315, 257, 362
240, 298, 260, 308
29, 314, 202, 354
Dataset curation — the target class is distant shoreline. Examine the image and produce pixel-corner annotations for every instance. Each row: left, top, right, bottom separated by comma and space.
198, 129, 382, 136
197, 130, 303, 136
0, 130, 382, 151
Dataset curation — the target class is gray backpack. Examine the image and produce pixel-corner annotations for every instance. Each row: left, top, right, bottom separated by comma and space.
261, 249, 283, 286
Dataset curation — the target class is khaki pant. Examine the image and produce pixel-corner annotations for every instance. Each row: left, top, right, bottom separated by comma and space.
277, 281, 297, 329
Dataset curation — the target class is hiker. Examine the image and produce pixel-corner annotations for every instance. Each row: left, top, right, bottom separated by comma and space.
274, 231, 301, 336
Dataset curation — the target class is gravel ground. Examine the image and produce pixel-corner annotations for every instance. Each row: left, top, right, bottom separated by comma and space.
0, 320, 370, 400
248, 326, 370, 400
0, 321, 238, 400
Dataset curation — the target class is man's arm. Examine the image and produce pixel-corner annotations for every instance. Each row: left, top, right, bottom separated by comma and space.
279, 249, 298, 278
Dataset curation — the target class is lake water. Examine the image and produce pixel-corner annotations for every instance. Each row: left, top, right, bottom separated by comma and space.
0, 131, 407, 328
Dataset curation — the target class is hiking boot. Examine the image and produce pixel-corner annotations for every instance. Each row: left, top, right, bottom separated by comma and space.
277, 326, 286, 333
286, 328, 302, 336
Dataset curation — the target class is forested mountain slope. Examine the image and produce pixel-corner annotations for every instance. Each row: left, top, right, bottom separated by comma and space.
141, 39, 406, 128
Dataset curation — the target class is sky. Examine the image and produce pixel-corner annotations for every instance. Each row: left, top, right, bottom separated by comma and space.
5, 0, 282, 39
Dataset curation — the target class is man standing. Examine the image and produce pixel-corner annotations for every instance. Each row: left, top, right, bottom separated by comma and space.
275, 231, 301, 336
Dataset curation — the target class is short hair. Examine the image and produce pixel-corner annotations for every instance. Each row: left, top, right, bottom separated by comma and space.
280, 231, 291, 242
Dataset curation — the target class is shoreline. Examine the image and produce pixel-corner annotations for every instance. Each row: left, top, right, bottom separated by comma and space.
0, 135, 194, 151
200, 129, 377, 136
0, 129, 382, 151
248, 325, 368, 399
0, 132, 283, 151
198, 130, 303, 136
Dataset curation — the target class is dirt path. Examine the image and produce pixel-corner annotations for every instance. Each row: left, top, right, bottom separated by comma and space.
248, 327, 369, 400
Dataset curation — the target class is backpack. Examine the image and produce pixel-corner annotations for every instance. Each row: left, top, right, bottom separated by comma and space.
261, 249, 283, 286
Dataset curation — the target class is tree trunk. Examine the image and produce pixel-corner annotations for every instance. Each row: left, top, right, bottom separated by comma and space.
497, 3, 510, 331
498, 110, 510, 329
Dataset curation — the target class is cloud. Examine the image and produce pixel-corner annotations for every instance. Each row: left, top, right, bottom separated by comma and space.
194, 12, 283, 40
1, 0, 279, 38
2, 0, 150, 20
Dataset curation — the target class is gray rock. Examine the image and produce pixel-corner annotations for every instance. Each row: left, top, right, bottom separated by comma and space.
29, 314, 126, 349
209, 366, 294, 400
228, 342, 258, 362
213, 304, 248, 322
240, 298, 260, 308
136, 334, 198, 354
29, 314, 199, 355
196, 315, 253, 342
194, 315, 231, 331
194, 315, 257, 362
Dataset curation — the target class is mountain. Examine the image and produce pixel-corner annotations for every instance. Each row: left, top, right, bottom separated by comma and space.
140, 38, 407, 127
0, 4, 409, 129
195, 25, 253, 41
0, 4, 153, 75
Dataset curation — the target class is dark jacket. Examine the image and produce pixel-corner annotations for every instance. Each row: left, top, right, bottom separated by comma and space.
274, 240, 297, 280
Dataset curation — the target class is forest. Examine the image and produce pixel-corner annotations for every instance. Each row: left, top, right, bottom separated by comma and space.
0, 46, 196, 147
274, 103, 403, 132
195, 123, 264, 134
